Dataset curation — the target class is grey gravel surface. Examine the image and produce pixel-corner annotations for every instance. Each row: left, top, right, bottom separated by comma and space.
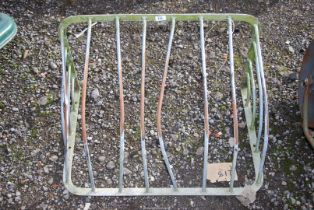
0, 0, 313, 209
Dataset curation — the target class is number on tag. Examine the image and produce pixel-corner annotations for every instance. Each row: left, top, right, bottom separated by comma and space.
155, 16, 167, 22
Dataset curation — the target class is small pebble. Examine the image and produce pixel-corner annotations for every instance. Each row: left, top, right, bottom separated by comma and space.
98, 156, 106, 162
49, 61, 57, 70
106, 161, 115, 170
91, 88, 100, 99
196, 147, 204, 156
49, 155, 58, 162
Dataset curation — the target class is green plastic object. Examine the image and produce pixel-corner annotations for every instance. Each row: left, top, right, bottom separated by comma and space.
0, 13, 17, 49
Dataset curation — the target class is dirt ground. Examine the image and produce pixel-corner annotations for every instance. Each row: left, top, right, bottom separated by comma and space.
0, 0, 313, 209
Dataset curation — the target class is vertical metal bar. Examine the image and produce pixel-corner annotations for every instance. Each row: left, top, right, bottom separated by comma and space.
156, 17, 177, 190
116, 17, 125, 192
140, 17, 149, 191
60, 37, 67, 147
254, 25, 269, 184
71, 77, 75, 108
248, 60, 257, 129
227, 17, 239, 192
67, 64, 71, 135
246, 71, 251, 105
60, 35, 70, 184
81, 19, 95, 191
253, 42, 264, 152
199, 16, 210, 192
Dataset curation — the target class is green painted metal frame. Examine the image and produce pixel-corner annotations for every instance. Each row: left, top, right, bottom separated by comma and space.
59, 14, 269, 198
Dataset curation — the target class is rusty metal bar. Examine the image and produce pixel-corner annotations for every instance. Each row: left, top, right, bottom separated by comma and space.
61, 38, 72, 186
199, 16, 211, 192
227, 17, 239, 192
140, 17, 150, 191
156, 17, 177, 190
303, 77, 314, 147
81, 19, 95, 191
115, 17, 126, 192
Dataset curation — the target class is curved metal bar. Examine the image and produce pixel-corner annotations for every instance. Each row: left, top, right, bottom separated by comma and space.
156, 17, 177, 189
199, 16, 211, 192
303, 77, 314, 148
59, 14, 259, 35
66, 64, 71, 138
60, 37, 67, 147
248, 60, 257, 129
140, 17, 150, 191
227, 17, 239, 192
253, 42, 264, 152
254, 25, 269, 184
81, 19, 95, 191
115, 17, 126, 192
61, 39, 71, 185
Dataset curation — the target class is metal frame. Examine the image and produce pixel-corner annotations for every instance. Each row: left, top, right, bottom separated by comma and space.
59, 14, 269, 197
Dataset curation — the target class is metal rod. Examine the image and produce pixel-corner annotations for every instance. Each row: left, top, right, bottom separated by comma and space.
63, 73, 69, 144
158, 136, 177, 189
230, 144, 239, 188
84, 142, 95, 191
156, 17, 177, 189
246, 71, 251, 105
59, 14, 260, 32
248, 60, 257, 129
61, 38, 71, 184
140, 17, 149, 191
254, 25, 269, 184
116, 17, 126, 192
71, 77, 75, 109
199, 16, 211, 192
227, 17, 239, 192
81, 19, 92, 144
67, 64, 71, 135
60, 38, 67, 147
253, 42, 264, 152
81, 19, 95, 191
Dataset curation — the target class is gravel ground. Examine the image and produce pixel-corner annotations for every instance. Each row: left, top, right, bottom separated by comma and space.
0, 0, 313, 209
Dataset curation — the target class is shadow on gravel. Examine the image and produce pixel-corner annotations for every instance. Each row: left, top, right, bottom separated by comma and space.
3, 0, 281, 18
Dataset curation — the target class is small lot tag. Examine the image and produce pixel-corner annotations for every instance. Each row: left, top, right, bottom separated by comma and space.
207, 162, 238, 183
155, 15, 167, 22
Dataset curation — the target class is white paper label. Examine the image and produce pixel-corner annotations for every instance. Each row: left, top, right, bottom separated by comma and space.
155, 16, 166, 22
207, 162, 238, 183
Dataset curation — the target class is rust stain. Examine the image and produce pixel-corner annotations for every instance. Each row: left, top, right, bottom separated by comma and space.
302, 47, 310, 65
305, 77, 314, 128
232, 101, 239, 145
81, 58, 89, 143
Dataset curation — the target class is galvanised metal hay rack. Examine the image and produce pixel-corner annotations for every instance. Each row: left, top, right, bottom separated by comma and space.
59, 14, 269, 198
